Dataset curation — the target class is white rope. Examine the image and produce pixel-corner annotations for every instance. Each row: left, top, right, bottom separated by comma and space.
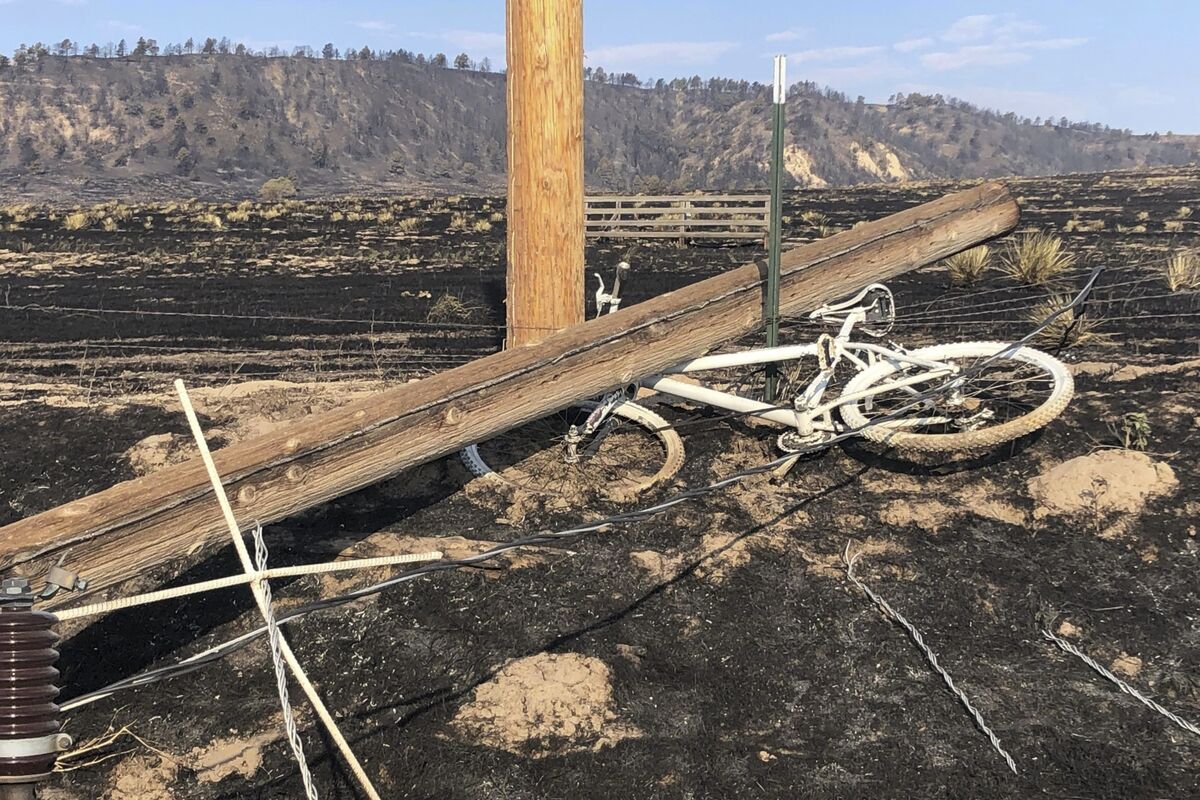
253, 525, 319, 800
843, 542, 1019, 775
1042, 629, 1200, 738
175, 379, 383, 800
56, 550, 444, 621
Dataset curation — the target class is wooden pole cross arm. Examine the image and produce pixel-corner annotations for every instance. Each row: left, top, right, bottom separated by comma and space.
0, 182, 1020, 608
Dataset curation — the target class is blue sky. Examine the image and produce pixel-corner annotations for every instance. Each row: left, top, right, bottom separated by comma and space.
1, 1, 1195, 133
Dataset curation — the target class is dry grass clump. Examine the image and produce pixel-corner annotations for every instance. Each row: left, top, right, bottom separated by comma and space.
1163, 251, 1200, 291
100, 217, 119, 232
489, 211, 505, 222
426, 293, 477, 323
448, 211, 470, 231
1164, 220, 1185, 233
196, 212, 223, 230
396, 217, 421, 233
376, 210, 394, 224
1177, 206, 1194, 219
1136, 211, 1150, 222
2, 203, 36, 223
226, 208, 251, 223
942, 245, 990, 285
799, 210, 828, 226
1000, 232, 1076, 285
63, 211, 91, 230
1026, 294, 1106, 346
1063, 218, 1105, 233
472, 219, 493, 233
97, 202, 133, 222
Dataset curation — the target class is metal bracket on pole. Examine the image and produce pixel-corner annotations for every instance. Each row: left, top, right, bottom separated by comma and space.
764, 54, 787, 403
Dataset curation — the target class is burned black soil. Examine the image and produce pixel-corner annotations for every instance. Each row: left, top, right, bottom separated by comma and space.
2, 167, 1199, 799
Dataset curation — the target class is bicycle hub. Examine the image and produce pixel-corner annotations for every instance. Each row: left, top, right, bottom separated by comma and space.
0, 577, 70, 800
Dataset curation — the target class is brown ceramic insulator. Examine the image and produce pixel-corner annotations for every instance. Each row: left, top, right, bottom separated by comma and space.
0, 602, 60, 783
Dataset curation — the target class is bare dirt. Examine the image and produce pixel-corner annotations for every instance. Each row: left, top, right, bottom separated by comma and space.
2, 166, 1199, 799
447, 652, 640, 758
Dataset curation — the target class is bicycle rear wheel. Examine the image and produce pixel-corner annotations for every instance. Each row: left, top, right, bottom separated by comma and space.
460, 400, 685, 502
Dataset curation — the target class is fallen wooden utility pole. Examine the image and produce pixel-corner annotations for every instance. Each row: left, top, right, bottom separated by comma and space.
1, 183, 1019, 608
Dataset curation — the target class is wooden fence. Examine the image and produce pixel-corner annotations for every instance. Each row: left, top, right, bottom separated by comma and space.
585, 194, 770, 241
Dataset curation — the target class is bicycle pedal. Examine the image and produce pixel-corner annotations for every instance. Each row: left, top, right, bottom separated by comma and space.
771, 455, 801, 480
816, 334, 835, 370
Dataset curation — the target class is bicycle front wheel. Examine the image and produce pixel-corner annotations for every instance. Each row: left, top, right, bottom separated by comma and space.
838, 341, 1073, 454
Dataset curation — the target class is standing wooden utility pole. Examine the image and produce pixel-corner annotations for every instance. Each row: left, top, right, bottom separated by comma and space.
505, 0, 585, 347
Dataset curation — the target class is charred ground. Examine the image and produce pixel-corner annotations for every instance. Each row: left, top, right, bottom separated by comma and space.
1, 166, 1199, 799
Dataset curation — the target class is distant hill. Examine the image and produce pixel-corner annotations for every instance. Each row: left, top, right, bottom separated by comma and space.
1, 51, 1198, 200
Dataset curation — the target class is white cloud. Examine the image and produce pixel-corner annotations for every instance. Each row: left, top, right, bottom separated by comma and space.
1022, 37, 1089, 51
921, 45, 1032, 71
921, 35, 1087, 71
587, 40, 739, 67
105, 20, 143, 33
807, 60, 902, 86
766, 28, 808, 43
893, 37, 934, 53
354, 21, 395, 32
942, 13, 1040, 43
790, 45, 885, 64
1111, 83, 1174, 107
441, 29, 505, 51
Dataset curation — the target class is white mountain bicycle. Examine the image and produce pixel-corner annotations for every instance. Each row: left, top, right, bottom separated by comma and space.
462, 261, 1074, 501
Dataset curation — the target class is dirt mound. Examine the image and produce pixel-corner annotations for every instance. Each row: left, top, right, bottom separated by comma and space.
448, 653, 639, 757
1028, 450, 1178, 520
123, 432, 192, 476
105, 755, 178, 800
878, 498, 958, 533
191, 728, 277, 784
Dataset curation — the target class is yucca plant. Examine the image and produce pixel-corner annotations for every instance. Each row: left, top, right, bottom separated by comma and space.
943, 245, 991, 286
1026, 294, 1105, 347
1163, 251, 1200, 291
1000, 232, 1076, 285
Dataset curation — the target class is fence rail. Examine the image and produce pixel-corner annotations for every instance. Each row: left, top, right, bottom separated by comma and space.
585, 194, 770, 241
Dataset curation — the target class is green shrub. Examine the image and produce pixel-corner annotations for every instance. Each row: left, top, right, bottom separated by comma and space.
259, 176, 297, 202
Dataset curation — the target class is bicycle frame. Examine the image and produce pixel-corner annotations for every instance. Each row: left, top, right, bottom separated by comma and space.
642, 305, 961, 438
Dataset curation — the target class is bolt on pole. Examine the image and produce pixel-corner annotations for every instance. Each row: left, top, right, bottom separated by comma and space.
764, 54, 786, 402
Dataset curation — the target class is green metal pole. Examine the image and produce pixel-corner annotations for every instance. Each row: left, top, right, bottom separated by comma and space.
764, 55, 786, 403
